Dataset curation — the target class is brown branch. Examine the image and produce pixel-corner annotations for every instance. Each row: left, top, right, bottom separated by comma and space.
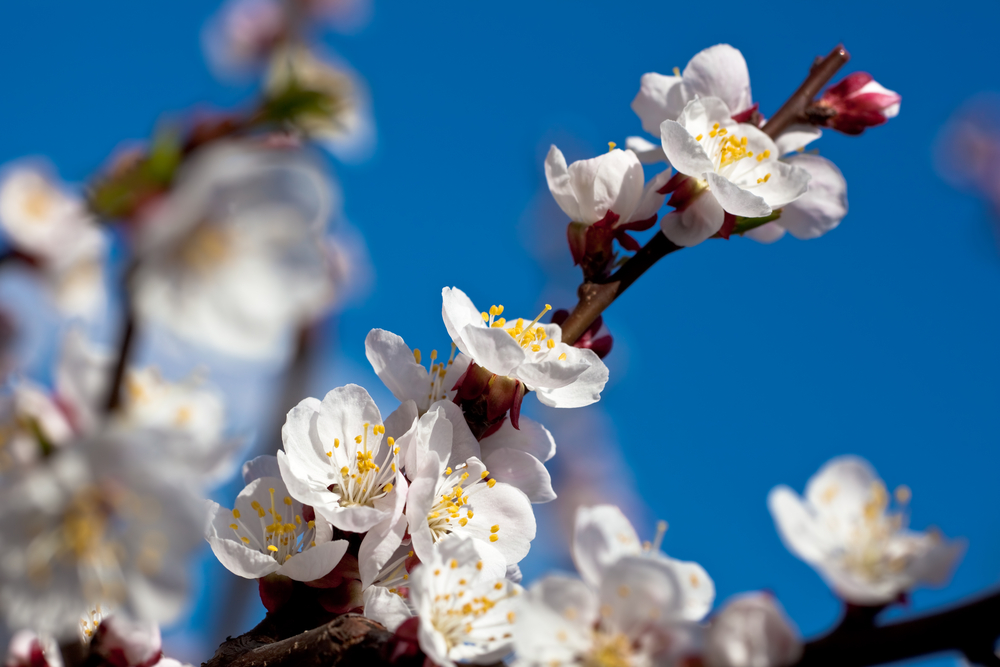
762, 45, 850, 139
103, 266, 137, 413
797, 588, 1000, 667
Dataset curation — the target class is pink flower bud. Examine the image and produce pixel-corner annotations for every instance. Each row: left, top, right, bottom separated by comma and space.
817, 72, 901, 135
92, 617, 163, 667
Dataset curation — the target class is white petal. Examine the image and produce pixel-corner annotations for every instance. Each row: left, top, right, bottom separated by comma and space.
544, 145, 583, 222
533, 347, 608, 408
660, 191, 726, 247
747, 161, 811, 210
480, 416, 555, 463
242, 455, 281, 484
384, 400, 419, 440
461, 479, 536, 564
625, 136, 667, 164
363, 586, 413, 632
514, 575, 598, 666
767, 486, 833, 565
460, 324, 526, 377
599, 556, 684, 638
572, 504, 642, 587
743, 222, 786, 244
660, 120, 715, 178
207, 536, 280, 579
705, 173, 771, 218
277, 540, 349, 581
442, 286, 486, 345
661, 555, 715, 622
774, 125, 822, 156
511, 358, 589, 391
803, 456, 879, 525
365, 329, 431, 408
704, 593, 802, 667
632, 71, 683, 135
778, 154, 847, 240
358, 473, 410, 587
683, 44, 753, 118
431, 399, 482, 467
628, 167, 673, 223
482, 448, 555, 504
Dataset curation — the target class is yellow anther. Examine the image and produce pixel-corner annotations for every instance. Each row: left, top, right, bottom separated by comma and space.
461, 472, 470, 480
241, 536, 250, 544
763, 150, 771, 158
741, 136, 747, 146
695, 133, 703, 141
756, 154, 764, 162
326, 451, 333, 457
764, 173, 771, 182
434, 569, 441, 576
547, 339, 555, 349
476, 561, 484, 570
414, 348, 422, 362
341, 466, 349, 475
507, 611, 516, 623
481, 470, 489, 479
747, 150, 753, 157
490, 524, 499, 533
450, 559, 459, 569
494, 582, 504, 590
531, 344, 540, 352
713, 123, 720, 129
618, 585, 630, 598
718, 128, 727, 135
383, 483, 394, 493
232, 509, 241, 519
230, 523, 239, 530
334, 438, 340, 448
608, 141, 617, 152
709, 130, 717, 138
895, 485, 912, 504
487, 479, 497, 488
467, 510, 474, 518
445, 466, 453, 476
459, 517, 468, 526
284, 496, 293, 506
558, 353, 567, 361
267, 545, 278, 552
387, 436, 395, 446
355, 435, 362, 443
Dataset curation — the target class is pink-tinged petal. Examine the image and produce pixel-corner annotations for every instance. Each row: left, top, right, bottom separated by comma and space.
628, 167, 673, 223
544, 145, 583, 222
481, 416, 556, 462
322, 503, 388, 533
660, 120, 715, 178
459, 325, 526, 377
483, 447, 555, 503
632, 71, 682, 135
277, 540, 349, 582
660, 192, 725, 247
778, 154, 847, 240
625, 136, 667, 164
441, 286, 486, 344
743, 222, 787, 244
706, 173, 772, 217
683, 44, 753, 119
365, 329, 429, 407
774, 125, 823, 156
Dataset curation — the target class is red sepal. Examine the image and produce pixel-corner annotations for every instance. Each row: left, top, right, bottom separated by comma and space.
615, 230, 641, 252
258, 573, 294, 613
486, 376, 519, 421
567, 222, 588, 266
658, 171, 689, 195
616, 214, 658, 232
731, 102, 760, 124
717, 212, 737, 240
509, 381, 525, 429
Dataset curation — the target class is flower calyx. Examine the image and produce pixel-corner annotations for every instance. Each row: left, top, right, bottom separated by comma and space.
452, 362, 526, 440
807, 72, 901, 136
568, 209, 658, 282
551, 309, 613, 359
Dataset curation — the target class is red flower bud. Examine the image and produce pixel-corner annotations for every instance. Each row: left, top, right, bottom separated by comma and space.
816, 72, 901, 135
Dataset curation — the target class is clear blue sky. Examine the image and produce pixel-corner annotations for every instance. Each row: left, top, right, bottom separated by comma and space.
2, 2, 998, 665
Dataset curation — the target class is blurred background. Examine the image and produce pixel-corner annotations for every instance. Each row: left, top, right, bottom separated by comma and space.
0, 2, 998, 666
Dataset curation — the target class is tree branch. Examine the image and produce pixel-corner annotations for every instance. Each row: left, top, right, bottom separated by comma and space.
762, 45, 850, 139
103, 266, 137, 414
797, 588, 1000, 667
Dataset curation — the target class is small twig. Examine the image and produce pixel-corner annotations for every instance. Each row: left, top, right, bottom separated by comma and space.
103, 265, 138, 414
762, 45, 850, 139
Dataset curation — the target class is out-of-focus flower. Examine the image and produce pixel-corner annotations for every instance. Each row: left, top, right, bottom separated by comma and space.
0, 380, 74, 475
0, 163, 107, 317
768, 456, 965, 604
704, 593, 801, 667
299, 0, 373, 32
4, 630, 63, 667
935, 93, 1000, 218
131, 142, 338, 360
206, 455, 348, 581
512, 556, 698, 667
278, 384, 406, 534
0, 431, 204, 639
91, 616, 162, 667
265, 45, 374, 161
744, 154, 848, 244
202, 0, 286, 81
814, 73, 901, 136
442, 287, 609, 411
573, 504, 714, 621
627, 44, 821, 164
659, 98, 810, 246
364, 534, 522, 667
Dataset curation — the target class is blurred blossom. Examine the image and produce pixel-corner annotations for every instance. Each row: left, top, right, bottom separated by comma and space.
0, 379, 73, 475
0, 162, 107, 318
266, 45, 376, 162
3, 630, 62, 667
935, 93, 1000, 216
300, 0, 373, 33
91, 616, 162, 667
202, 0, 286, 82
131, 141, 340, 361
0, 430, 204, 639
768, 456, 965, 604
704, 593, 801, 667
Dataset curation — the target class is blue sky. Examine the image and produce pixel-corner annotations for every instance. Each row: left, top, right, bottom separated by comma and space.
1, 1, 999, 664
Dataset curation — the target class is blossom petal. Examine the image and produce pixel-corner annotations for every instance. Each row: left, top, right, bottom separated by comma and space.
572, 504, 642, 587
683, 44, 753, 119
660, 120, 715, 178
432, 399, 482, 467
363, 586, 412, 632
599, 556, 684, 639
544, 145, 583, 222
365, 329, 430, 408
384, 400, 419, 440
628, 167, 673, 223
660, 191, 726, 247
743, 223, 786, 244
662, 555, 715, 622
442, 286, 486, 344
359, 473, 410, 587
746, 161, 811, 210
704, 593, 802, 667
277, 540, 349, 582
461, 478, 536, 564
482, 448, 555, 504
533, 347, 608, 408
778, 154, 847, 240
625, 136, 667, 164
511, 358, 588, 391
632, 72, 683, 135
706, 173, 771, 218
774, 125, 823, 156
242, 454, 281, 484
514, 575, 598, 666
459, 325, 526, 377
480, 416, 555, 462
206, 536, 280, 579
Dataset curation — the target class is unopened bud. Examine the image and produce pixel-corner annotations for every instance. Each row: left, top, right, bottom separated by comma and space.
814, 72, 901, 135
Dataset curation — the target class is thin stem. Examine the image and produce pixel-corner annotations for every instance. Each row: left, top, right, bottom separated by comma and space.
104, 266, 137, 414
762, 45, 850, 139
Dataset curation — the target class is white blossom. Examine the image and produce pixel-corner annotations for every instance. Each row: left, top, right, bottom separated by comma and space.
364, 535, 522, 667
365, 328, 557, 503
4, 630, 63, 667
768, 456, 965, 604
131, 142, 338, 360
206, 455, 348, 581
0, 163, 107, 317
704, 594, 801, 667
441, 287, 609, 409
544, 146, 671, 226
0, 380, 74, 475
658, 97, 811, 247
573, 504, 714, 622
202, 0, 285, 81
0, 431, 204, 639
90, 615, 162, 667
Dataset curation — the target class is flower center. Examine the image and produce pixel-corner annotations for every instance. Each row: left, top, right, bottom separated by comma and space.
584, 632, 635, 667
841, 482, 914, 581
426, 465, 499, 543
327, 422, 397, 508
178, 224, 231, 271
428, 564, 517, 650
22, 186, 55, 222
412, 344, 458, 407
228, 488, 317, 564
482, 303, 556, 352
695, 122, 773, 184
